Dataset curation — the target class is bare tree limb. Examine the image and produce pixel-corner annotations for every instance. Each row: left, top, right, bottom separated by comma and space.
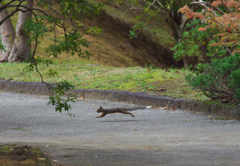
0, 0, 25, 25
155, 0, 164, 8
211, 6, 225, 15
191, 1, 218, 16
179, 16, 189, 40
0, 0, 16, 12
174, 0, 182, 8
192, 0, 224, 15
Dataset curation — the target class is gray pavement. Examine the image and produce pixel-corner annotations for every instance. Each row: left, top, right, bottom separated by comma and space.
0, 92, 240, 166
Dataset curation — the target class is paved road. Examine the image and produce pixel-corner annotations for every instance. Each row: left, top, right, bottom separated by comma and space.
0, 92, 240, 166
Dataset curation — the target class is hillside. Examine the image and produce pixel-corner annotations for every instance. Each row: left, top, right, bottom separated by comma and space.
79, 10, 182, 68
10, 1, 183, 68
78, 1, 183, 68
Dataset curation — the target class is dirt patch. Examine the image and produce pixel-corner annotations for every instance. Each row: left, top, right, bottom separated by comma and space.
0, 144, 52, 166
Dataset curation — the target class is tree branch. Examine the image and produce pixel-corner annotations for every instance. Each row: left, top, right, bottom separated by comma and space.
0, 0, 25, 25
174, 0, 182, 8
211, 6, 225, 15
179, 16, 189, 40
6, 5, 49, 16
0, 0, 16, 12
191, 1, 218, 16
220, 0, 233, 13
155, 0, 164, 8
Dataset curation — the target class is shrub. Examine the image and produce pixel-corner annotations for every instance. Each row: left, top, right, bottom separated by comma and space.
186, 53, 240, 103
172, 20, 228, 59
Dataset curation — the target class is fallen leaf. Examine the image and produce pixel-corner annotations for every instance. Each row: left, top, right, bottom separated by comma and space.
134, 128, 137, 130
172, 108, 177, 110
38, 158, 46, 161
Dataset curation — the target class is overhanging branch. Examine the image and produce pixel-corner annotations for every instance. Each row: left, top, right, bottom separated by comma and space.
0, 0, 25, 25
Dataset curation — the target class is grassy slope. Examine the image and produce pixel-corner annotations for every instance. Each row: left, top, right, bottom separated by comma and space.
32, 0, 176, 67
98, 0, 176, 44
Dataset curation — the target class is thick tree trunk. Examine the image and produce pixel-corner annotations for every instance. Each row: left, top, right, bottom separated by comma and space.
0, 7, 16, 62
8, 0, 33, 63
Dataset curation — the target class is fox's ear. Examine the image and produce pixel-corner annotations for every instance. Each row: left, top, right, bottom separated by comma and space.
100, 106, 102, 109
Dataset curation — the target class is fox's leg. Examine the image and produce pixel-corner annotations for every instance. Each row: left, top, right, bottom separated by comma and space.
119, 110, 135, 117
96, 112, 107, 118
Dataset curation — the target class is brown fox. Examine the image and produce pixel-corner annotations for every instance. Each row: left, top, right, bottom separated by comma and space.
96, 106, 151, 118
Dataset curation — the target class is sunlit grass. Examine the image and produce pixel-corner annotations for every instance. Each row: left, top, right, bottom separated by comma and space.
0, 60, 209, 102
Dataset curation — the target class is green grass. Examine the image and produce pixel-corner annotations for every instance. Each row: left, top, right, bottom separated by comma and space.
10, 128, 28, 131
214, 117, 230, 120
0, 60, 210, 101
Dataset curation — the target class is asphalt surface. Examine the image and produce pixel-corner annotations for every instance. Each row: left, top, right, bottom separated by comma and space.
0, 92, 240, 166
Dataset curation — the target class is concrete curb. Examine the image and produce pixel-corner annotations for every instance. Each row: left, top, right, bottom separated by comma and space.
0, 80, 239, 120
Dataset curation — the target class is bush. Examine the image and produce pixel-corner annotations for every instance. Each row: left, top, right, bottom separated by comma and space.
171, 19, 229, 69
186, 53, 240, 103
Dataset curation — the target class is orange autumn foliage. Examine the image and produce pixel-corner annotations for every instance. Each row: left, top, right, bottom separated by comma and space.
178, 0, 240, 54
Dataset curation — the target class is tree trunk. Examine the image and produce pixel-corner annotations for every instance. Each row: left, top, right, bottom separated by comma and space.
0, 7, 16, 62
8, 0, 33, 63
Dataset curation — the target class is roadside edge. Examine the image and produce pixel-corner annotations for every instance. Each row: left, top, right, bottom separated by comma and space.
1, 80, 239, 120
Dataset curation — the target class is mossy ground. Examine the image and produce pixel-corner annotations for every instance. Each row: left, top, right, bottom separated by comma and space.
0, 144, 52, 166
205, 100, 236, 108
